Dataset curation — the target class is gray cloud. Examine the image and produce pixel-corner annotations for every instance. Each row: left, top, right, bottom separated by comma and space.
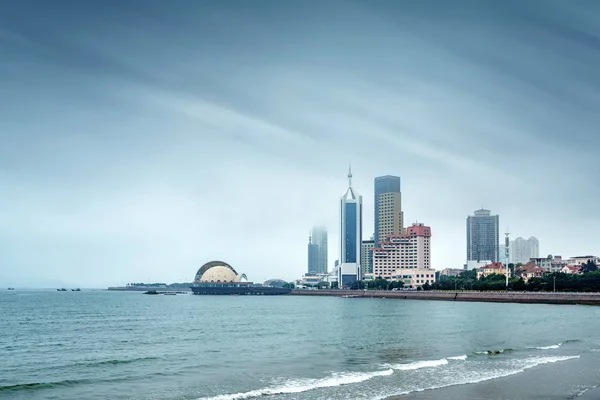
1, 0, 599, 287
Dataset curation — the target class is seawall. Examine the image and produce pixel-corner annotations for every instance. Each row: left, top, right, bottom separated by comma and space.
290, 289, 600, 305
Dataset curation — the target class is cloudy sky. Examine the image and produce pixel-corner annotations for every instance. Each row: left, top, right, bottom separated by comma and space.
1, 0, 600, 288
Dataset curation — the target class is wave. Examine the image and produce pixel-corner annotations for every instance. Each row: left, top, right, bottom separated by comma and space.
474, 348, 513, 355
530, 339, 581, 350
196, 369, 394, 400
386, 358, 447, 370
384, 355, 467, 370
531, 343, 562, 350
0, 379, 88, 393
75, 357, 159, 368
385, 355, 580, 398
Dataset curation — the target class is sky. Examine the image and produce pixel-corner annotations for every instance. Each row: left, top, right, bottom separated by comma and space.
1, 0, 600, 288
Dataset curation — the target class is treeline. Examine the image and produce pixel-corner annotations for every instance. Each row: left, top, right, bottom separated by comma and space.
435, 271, 600, 292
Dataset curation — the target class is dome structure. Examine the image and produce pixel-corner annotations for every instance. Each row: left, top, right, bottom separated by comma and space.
200, 266, 238, 283
194, 261, 247, 283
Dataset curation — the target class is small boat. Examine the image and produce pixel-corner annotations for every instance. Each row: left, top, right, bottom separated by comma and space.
57, 288, 67, 291
143, 290, 159, 295
71, 288, 81, 291
7, 288, 14, 290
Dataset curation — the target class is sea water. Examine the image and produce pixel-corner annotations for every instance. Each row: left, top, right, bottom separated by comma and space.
2, 290, 600, 399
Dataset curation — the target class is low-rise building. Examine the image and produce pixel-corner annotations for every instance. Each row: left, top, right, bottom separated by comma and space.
529, 256, 566, 272
390, 268, 436, 287
565, 255, 600, 267
464, 260, 492, 270
477, 262, 511, 279
517, 262, 546, 283
439, 268, 464, 278
560, 265, 581, 275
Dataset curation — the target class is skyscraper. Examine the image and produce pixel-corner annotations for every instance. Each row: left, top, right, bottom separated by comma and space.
374, 175, 404, 244
510, 236, 540, 264
311, 226, 328, 274
339, 166, 363, 287
361, 238, 375, 275
466, 209, 500, 262
307, 234, 319, 274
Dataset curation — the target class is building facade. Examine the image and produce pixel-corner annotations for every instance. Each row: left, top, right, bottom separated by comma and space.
510, 236, 539, 264
361, 239, 375, 275
311, 226, 328, 274
476, 262, 511, 279
307, 234, 319, 274
372, 223, 432, 281
338, 167, 363, 287
374, 176, 404, 245
467, 209, 500, 263
564, 255, 600, 267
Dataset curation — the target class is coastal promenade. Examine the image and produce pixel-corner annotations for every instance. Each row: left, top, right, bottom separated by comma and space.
291, 289, 600, 305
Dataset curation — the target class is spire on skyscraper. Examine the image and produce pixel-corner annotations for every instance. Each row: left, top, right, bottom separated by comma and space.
343, 165, 357, 200
348, 163, 352, 188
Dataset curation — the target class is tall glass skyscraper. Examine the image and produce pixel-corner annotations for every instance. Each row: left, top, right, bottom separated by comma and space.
311, 226, 328, 274
466, 209, 500, 263
339, 167, 363, 287
307, 234, 319, 274
374, 175, 403, 244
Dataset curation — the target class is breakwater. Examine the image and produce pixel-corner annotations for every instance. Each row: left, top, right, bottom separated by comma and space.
291, 289, 600, 305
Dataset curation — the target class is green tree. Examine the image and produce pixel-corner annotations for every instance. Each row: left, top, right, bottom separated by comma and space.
350, 280, 365, 290
460, 269, 477, 280
331, 281, 338, 289
581, 260, 598, 274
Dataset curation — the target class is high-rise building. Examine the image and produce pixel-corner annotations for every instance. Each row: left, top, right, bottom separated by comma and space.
374, 176, 404, 244
510, 237, 539, 264
466, 209, 500, 263
307, 234, 319, 274
372, 223, 435, 287
361, 238, 375, 275
311, 226, 328, 274
338, 166, 363, 287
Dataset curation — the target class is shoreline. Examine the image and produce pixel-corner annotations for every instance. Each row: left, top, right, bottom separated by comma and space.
290, 289, 600, 305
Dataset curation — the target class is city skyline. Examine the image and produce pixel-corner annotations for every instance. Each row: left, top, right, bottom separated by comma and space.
2, 0, 600, 287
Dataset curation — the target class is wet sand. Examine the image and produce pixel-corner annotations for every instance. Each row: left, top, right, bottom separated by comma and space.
388, 351, 600, 400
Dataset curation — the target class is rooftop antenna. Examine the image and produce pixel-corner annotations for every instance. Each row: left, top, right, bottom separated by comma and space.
504, 230, 510, 290
348, 162, 353, 188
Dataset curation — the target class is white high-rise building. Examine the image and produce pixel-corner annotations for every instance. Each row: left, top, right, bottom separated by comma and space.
338, 166, 363, 287
311, 226, 328, 274
510, 237, 539, 264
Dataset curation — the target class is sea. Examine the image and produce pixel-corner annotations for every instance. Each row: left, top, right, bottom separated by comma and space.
2, 290, 600, 400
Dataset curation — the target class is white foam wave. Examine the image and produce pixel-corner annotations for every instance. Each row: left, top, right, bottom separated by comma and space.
196, 368, 393, 400
474, 348, 511, 355
530, 342, 563, 350
448, 355, 468, 361
385, 355, 580, 398
386, 358, 448, 370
